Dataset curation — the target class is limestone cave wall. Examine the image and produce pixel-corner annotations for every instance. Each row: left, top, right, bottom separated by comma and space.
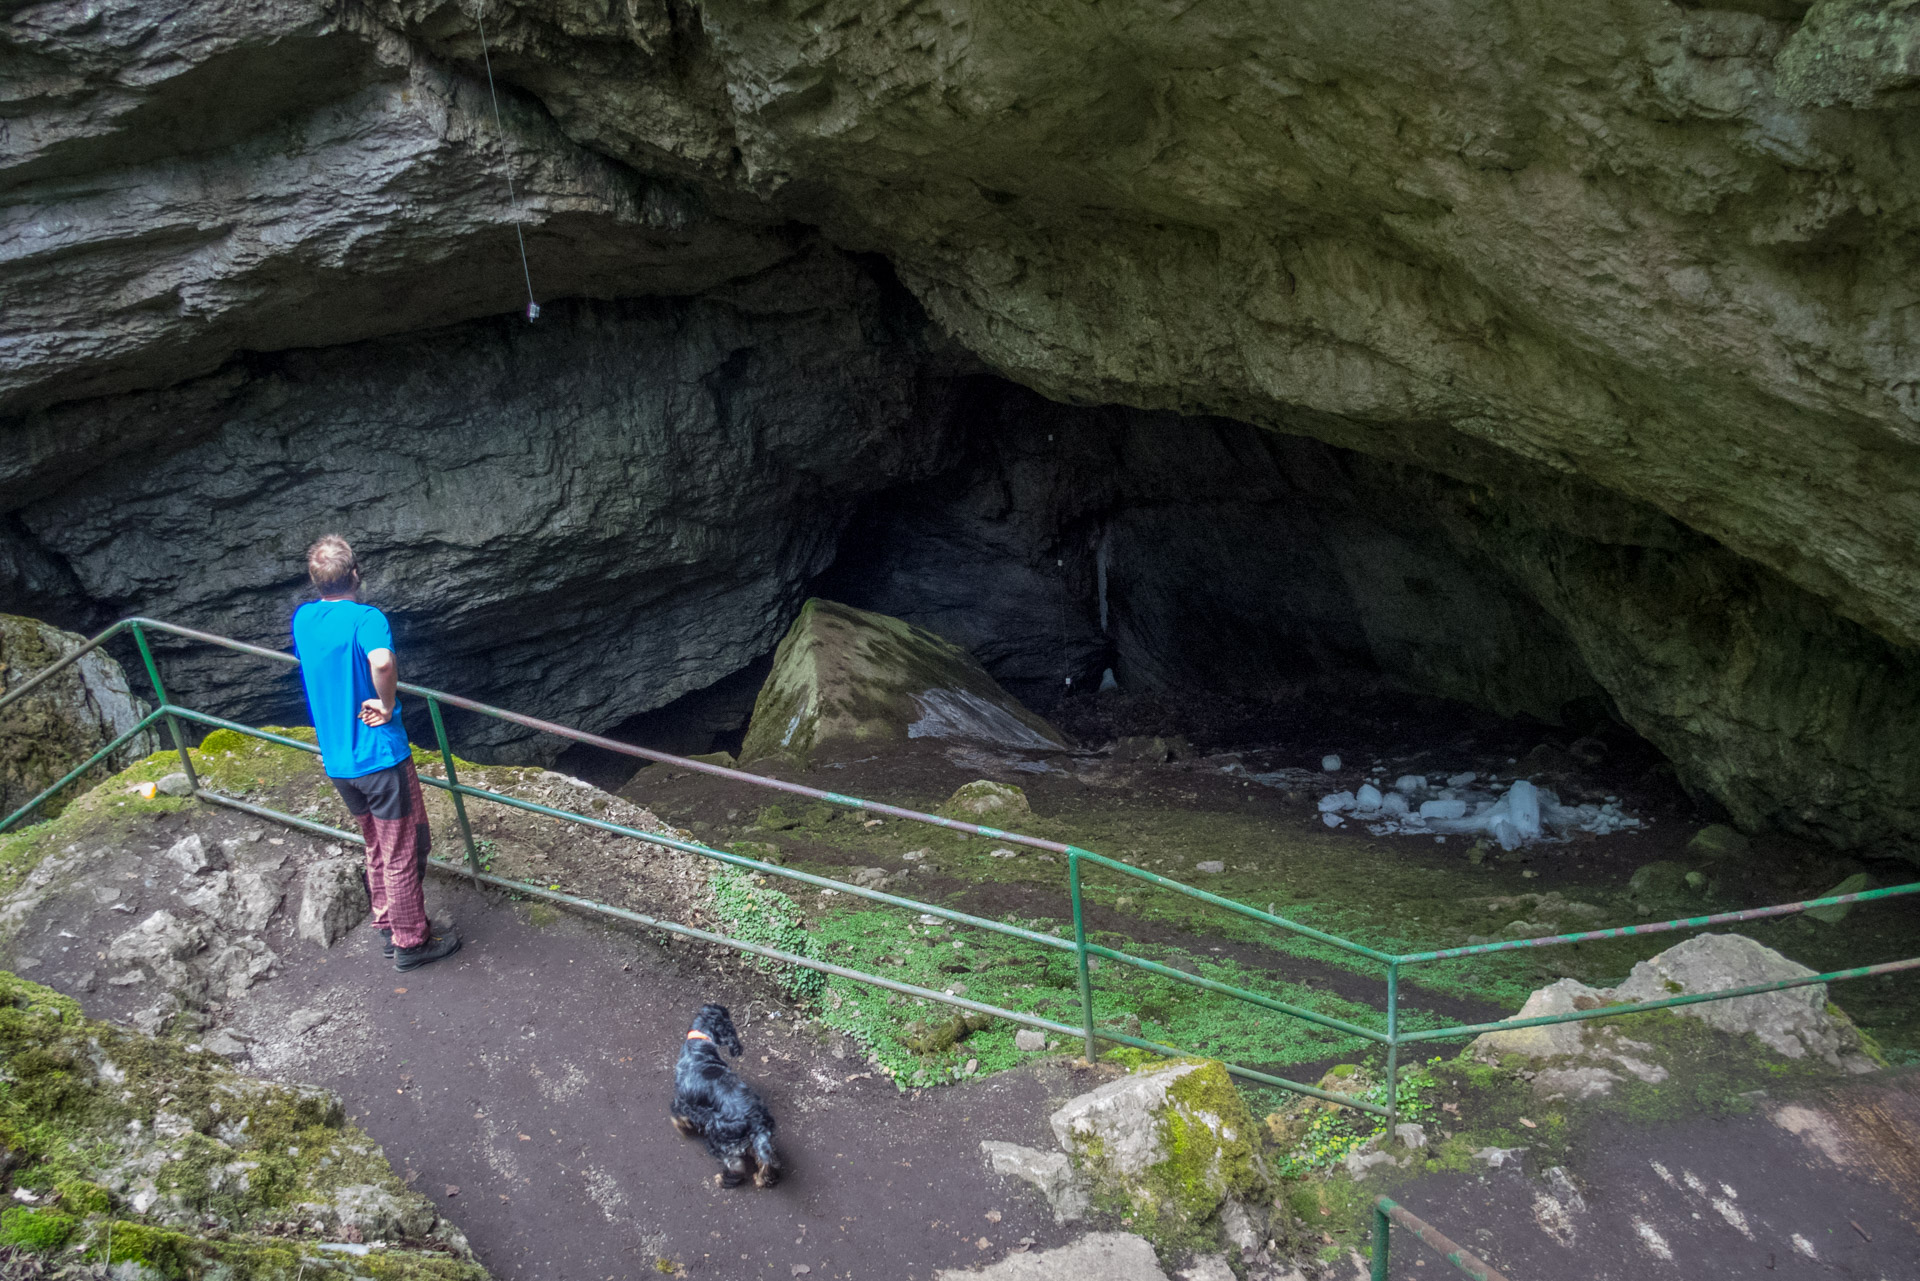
5, 0, 1919, 852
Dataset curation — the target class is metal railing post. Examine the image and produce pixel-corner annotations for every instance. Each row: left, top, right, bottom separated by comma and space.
1384, 960, 1400, 1134
1371, 1198, 1391, 1281
130, 622, 199, 795
1068, 850, 1097, 1061
426, 695, 482, 886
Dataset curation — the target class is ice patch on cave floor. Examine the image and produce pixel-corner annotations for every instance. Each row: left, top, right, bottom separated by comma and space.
1311, 771, 1641, 848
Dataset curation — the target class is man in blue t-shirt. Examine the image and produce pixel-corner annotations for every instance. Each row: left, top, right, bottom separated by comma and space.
292, 535, 460, 972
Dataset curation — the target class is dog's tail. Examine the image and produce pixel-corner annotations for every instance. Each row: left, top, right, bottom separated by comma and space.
752, 1129, 781, 1187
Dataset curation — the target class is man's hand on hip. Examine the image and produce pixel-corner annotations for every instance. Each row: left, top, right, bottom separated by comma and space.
359, 698, 394, 727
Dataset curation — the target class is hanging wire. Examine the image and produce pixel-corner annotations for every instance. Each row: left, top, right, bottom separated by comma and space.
474, 2, 540, 320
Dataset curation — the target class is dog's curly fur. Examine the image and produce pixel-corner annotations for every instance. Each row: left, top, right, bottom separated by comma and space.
670, 1003, 781, 1187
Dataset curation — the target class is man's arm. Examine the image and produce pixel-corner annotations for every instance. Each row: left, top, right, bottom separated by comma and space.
360, 648, 398, 727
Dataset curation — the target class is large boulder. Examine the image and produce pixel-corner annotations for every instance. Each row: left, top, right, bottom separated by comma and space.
1047, 1059, 1271, 1251
739, 600, 1068, 765
1610, 933, 1875, 1069
1474, 932, 1877, 1074
0, 615, 156, 821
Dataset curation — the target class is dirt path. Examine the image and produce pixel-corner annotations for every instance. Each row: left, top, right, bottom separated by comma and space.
239, 876, 1085, 1281
1378, 1070, 1920, 1279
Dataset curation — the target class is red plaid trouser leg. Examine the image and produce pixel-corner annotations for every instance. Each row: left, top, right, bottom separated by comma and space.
358, 760, 433, 950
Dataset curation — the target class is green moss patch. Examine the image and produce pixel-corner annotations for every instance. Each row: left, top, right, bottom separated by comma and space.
806, 905, 1447, 1088
710, 867, 826, 1001
0, 969, 485, 1279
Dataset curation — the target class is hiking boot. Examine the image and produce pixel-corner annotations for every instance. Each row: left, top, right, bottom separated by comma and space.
381, 919, 448, 959
393, 927, 461, 972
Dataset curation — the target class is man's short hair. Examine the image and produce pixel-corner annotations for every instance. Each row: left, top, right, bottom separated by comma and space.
307, 535, 359, 595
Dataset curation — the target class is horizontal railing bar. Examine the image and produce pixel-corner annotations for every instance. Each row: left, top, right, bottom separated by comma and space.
122, 617, 301, 668
169, 709, 1071, 952
124, 618, 1080, 853
165, 706, 324, 756
1071, 846, 1398, 963
408, 682, 1078, 853
1080, 1021, 1393, 1115
438, 779, 1074, 952
0, 705, 168, 834
0, 619, 136, 715
194, 789, 368, 847
1375, 1196, 1506, 1281
1398, 954, 1920, 1044
1083, 941, 1390, 1043
1397, 881, 1920, 964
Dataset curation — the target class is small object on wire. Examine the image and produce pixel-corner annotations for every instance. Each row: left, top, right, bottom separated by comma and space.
474, 3, 539, 321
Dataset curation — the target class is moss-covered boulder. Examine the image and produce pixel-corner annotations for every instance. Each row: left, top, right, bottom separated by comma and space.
940, 780, 1031, 821
0, 968, 486, 1279
739, 599, 1067, 765
0, 615, 156, 822
1048, 1059, 1272, 1254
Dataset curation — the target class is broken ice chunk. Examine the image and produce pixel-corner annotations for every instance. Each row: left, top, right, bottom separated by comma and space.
1322, 813, 1344, 828
1317, 791, 1356, 813
1355, 783, 1384, 812
1392, 774, 1426, 796
1419, 798, 1468, 820
1447, 771, 1478, 788
1321, 754, 1342, 772
1382, 792, 1411, 817
1506, 779, 1543, 840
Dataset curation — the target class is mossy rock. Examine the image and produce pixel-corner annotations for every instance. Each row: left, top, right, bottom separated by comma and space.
902, 1011, 993, 1055
1686, 824, 1751, 860
1049, 1058, 1271, 1252
727, 839, 786, 866
940, 780, 1030, 821
0, 969, 484, 1279
738, 600, 1067, 765
1628, 860, 1692, 899
0, 614, 158, 822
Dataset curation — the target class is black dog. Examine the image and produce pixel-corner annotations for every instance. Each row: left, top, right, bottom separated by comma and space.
670, 1003, 781, 1188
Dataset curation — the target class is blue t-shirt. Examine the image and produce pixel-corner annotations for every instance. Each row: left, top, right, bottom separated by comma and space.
291, 600, 411, 779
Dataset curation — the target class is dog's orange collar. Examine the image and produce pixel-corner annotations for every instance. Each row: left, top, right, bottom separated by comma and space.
686, 1029, 714, 1043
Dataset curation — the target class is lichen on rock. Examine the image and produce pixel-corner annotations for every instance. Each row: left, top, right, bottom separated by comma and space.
940, 780, 1032, 822
1048, 1059, 1273, 1253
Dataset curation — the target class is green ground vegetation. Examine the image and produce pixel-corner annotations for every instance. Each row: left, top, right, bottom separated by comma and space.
0, 968, 485, 1280
728, 791, 1920, 1067
804, 905, 1457, 1087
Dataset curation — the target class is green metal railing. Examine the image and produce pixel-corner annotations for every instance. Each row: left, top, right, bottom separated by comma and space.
1373, 1196, 1506, 1281
4, 617, 1919, 1139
